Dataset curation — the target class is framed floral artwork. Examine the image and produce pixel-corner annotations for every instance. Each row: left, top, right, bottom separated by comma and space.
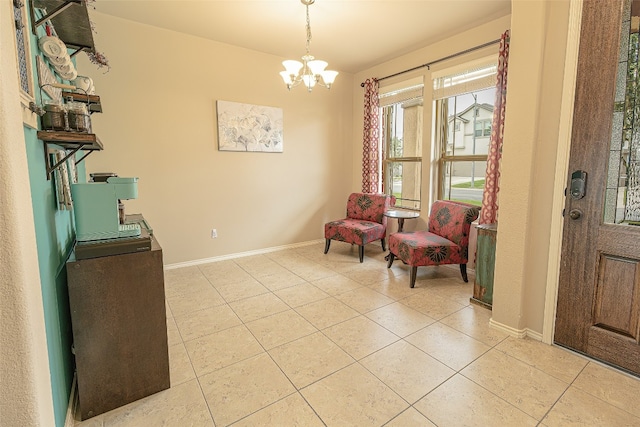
216, 100, 283, 152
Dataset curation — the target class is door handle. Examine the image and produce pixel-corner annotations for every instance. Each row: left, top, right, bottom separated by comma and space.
569, 209, 582, 220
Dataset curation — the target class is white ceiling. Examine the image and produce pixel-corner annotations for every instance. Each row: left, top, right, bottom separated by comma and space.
93, 0, 511, 74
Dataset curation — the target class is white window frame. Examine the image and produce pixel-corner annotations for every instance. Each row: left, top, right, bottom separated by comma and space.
11, 0, 37, 128
432, 57, 497, 203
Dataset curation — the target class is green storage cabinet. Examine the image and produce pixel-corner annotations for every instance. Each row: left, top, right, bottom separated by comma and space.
472, 223, 497, 308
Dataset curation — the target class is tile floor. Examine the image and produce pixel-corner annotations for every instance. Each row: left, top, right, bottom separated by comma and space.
74, 242, 640, 426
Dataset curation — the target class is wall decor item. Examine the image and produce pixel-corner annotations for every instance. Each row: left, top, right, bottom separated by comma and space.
216, 100, 283, 152
36, 56, 61, 101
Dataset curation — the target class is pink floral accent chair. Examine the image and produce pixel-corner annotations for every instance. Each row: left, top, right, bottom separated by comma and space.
387, 200, 480, 288
324, 193, 396, 262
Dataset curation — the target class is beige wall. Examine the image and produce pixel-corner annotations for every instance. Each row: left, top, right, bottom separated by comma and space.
77, 13, 354, 265
491, 0, 571, 335
0, 1, 55, 425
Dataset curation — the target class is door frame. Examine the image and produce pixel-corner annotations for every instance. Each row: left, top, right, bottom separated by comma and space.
542, 0, 584, 344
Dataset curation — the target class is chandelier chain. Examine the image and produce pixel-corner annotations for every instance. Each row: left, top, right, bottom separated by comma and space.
305, 3, 312, 55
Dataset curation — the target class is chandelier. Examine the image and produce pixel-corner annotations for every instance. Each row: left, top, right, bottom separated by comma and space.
280, 0, 338, 92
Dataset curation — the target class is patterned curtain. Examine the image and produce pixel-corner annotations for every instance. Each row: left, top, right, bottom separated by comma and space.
479, 30, 510, 225
362, 78, 380, 193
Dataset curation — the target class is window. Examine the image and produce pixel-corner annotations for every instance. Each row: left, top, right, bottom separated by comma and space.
379, 83, 423, 210
433, 62, 497, 207
474, 119, 492, 137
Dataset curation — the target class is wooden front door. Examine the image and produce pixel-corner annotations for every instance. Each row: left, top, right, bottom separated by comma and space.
555, 0, 640, 375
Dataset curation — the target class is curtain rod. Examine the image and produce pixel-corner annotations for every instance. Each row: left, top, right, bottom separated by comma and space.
360, 38, 501, 87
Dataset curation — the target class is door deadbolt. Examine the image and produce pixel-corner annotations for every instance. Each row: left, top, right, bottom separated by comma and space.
569, 209, 582, 220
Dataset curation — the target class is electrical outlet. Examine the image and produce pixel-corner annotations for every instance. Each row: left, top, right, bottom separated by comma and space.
211, 229, 218, 239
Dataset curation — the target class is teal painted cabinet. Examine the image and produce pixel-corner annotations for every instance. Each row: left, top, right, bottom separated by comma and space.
472, 223, 497, 308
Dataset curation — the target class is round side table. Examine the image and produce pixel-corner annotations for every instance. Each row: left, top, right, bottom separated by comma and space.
384, 209, 420, 232
384, 210, 420, 261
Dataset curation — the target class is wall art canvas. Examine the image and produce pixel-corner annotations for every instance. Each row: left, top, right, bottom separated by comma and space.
216, 100, 283, 152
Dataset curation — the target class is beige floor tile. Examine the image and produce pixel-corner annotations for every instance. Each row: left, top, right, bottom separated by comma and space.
572, 362, 640, 418
214, 278, 270, 303
496, 337, 588, 383
384, 407, 436, 427
367, 276, 424, 301
163, 265, 204, 284
163, 270, 213, 299
309, 274, 363, 296
290, 264, 337, 282
246, 309, 317, 349
102, 379, 213, 426
427, 279, 474, 306
197, 259, 244, 278
233, 254, 281, 275
361, 340, 455, 403
341, 262, 405, 286
203, 267, 256, 288
462, 348, 569, 420
295, 297, 359, 330
334, 286, 395, 314
440, 305, 509, 346
165, 300, 172, 319
185, 325, 264, 377
542, 387, 640, 426
75, 414, 104, 426
231, 393, 324, 427
365, 302, 435, 337
168, 343, 196, 386
401, 291, 466, 320
405, 322, 490, 370
269, 332, 354, 389
174, 304, 241, 342
166, 316, 181, 347
323, 316, 399, 360
274, 282, 330, 308
415, 374, 538, 427
199, 353, 296, 426
301, 363, 408, 426
228, 292, 289, 323
256, 270, 307, 291
166, 285, 225, 317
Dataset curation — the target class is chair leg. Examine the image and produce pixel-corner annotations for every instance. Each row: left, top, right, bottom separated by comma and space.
410, 266, 417, 288
386, 253, 395, 268
324, 239, 331, 254
460, 264, 468, 282
358, 245, 364, 263
381, 238, 386, 251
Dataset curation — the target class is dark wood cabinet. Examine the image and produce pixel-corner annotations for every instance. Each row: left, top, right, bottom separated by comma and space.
66, 226, 169, 420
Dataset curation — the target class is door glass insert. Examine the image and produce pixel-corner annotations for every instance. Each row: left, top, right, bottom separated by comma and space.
606, 0, 640, 224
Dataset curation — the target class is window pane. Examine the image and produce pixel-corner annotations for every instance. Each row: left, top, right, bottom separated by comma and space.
388, 161, 421, 210
441, 160, 486, 206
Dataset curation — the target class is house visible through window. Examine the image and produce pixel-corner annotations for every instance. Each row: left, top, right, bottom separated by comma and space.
433, 62, 497, 207
379, 83, 424, 210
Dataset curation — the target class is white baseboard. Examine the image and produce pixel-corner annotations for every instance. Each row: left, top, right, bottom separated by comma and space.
489, 318, 543, 341
64, 374, 77, 427
164, 239, 324, 270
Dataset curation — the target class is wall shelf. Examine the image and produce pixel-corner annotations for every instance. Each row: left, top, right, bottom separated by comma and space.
37, 130, 103, 179
30, 0, 95, 57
